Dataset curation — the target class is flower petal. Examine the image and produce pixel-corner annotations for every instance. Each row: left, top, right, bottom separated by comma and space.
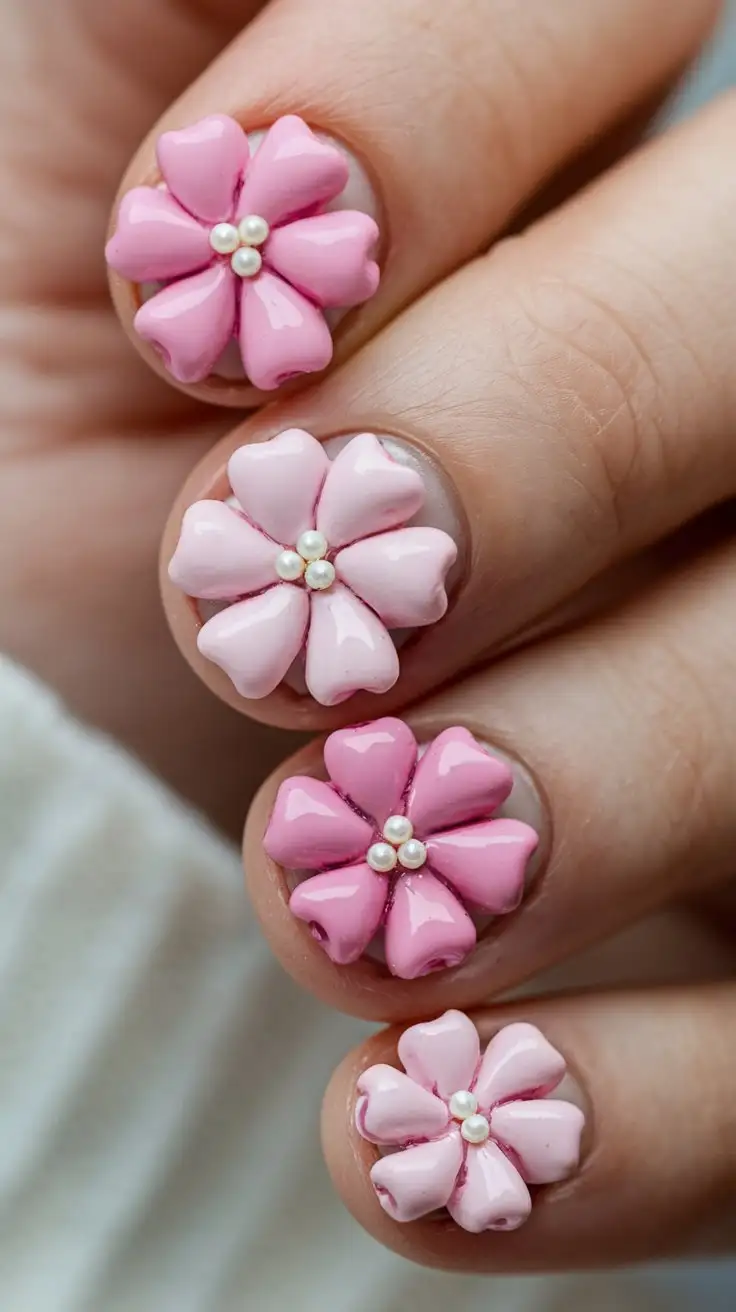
397, 1010, 480, 1100
448, 1141, 531, 1233
239, 270, 333, 391
264, 777, 373, 869
316, 432, 425, 549
265, 211, 379, 307
355, 1065, 449, 1145
105, 187, 212, 282
473, 1023, 567, 1113
407, 727, 513, 838
168, 500, 279, 600
369, 1131, 464, 1223
157, 114, 248, 223
237, 115, 348, 227
384, 872, 476, 980
305, 585, 399, 706
336, 527, 457, 628
490, 1100, 584, 1185
323, 717, 417, 827
425, 819, 538, 914
196, 585, 308, 699
134, 264, 236, 384
289, 863, 387, 964
227, 429, 329, 545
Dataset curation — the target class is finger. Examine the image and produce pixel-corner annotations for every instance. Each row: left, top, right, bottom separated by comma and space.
161, 93, 736, 728
243, 538, 736, 1018
105, 0, 716, 402
323, 986, 736, 1270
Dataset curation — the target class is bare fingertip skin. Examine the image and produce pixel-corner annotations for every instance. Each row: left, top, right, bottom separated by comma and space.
106, 114, 383, 404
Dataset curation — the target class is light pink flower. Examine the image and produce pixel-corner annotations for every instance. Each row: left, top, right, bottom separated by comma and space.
168, 432, 458, 707
105, 114, 379, 390
355, 1010, 584, 1232
264, 717, 539, 977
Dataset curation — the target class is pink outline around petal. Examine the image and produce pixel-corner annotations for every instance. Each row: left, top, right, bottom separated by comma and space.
355, 1064, 449, 1145
407, 727, 514, 837
370, 1130, 464, 1223
490, 1100, 584, 1185
473, 1023, 567, 1113
448, 1141, 532, 1233
335, 526, 457, 628
425, 819, 538, 914
397, 1010, 480, 1100
264, 776, 373, 869
134, 263, 236, 384
323, 718, 418, 827
237, 115, 349, 227
157, 114, 249, 224
384, 872, 476, 980
265, 211, 380, 307
105, 188, 211, 283
239, 270, 333, 391
289, 863, 387, 964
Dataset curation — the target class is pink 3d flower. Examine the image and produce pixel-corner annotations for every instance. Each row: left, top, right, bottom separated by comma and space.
355, 1010, 584, 1232
105, 114, 379, 389
168, 431, 458, 708
264, 718, 539, 977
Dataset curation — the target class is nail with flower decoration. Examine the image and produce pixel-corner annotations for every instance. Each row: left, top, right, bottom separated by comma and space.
105, 114, 380, 389
264, 718, 539, 977
355, 1010, 585, 1231
167, 431, 459, 707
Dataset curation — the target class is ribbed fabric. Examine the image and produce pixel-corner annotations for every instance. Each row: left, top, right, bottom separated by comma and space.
0, 657, 732, 1311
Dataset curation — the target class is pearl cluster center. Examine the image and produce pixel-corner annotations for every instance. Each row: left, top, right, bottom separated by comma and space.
449, 1089, 490, 1145
275, 530, 336, 591
209, 214, 270, 278
366, 815, 428, 875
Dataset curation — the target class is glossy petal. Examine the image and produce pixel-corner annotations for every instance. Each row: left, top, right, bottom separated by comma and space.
289, 863, 387, 965
239, 270, 333, 391
305, 585, 399, 706
369, 1131, 464, 1223
398, 1010, 480, 1100
157, 114, 249, 223
426, 819, 538, 914
316, 432, 425, 549
196, 585, 308, 699
134, 264, 236, 384
448, 1141, 531, 1233
266, 211, 379, 307
167, 500, 279, 600
227, 429, 328, 545
105, 187, 212, 283
355, 1065, 449, 1146
264, 777, 373, 869
473, 1023, 567, 1113
384, 872, 476, 980
490, 1099, 584, 1185
407, 727, 513, 838
237, 115, 349, 227
323, 717, 418, 827
336, 527, 457, 628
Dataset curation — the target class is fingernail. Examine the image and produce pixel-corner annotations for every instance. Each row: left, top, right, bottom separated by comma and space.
263, 718, 541, 977
168, 430, 462, 706
105, 114, 381, 389
354, 1009, 585, 1231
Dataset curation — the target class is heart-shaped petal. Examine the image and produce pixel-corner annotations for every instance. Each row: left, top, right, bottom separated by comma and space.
157, 114, 249, 224
384, 872, 476, 980
336, 526, 457, 628
323, 718, 418, 827
237, 115, 349, 227
490, 1099, 584, 1185
227, 429, 328, 546
265, 777, 373, 869
105, 187, 212, 283
407, 728, 513, 837
305, 585, 399, 706
398, 1010, 480, 1100
134, 264, 236, 384
197, 585, 308, 699
370, 1131, 464, 1223
168, 500, 279, 600
239, 270, 333, 391
289, 863, 387, 964
448, 1141, 531, 1233
355, 1065, 449, 1145
473, 1023, 567, 1113
425, 819, 538, 914
316, 433, 425, 549
266, 211, 379, 307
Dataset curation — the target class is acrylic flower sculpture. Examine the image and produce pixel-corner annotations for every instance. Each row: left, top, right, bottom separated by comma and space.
105, 114, 380, 389
168, 431, 458, 707
355, 1010, 584, 1232
264, 718, 539, 977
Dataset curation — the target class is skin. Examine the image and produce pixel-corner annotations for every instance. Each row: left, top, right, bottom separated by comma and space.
2, 0, 734, 1276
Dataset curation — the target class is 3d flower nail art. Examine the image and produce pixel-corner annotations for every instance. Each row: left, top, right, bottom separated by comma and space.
264, 718, 539, 977
355, 1010, 584, 1232
168, 431, 458, 707
106, 114, 380, 388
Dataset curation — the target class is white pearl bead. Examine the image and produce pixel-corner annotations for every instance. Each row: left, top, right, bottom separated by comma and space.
231, 246, 263, 278
366, 842, 398, 874
296, 529, 328, 562
461, 1114, 490, 1145
209, 222, 239, 255
397, 838, 427, 870
238, 214, 270, 247
275, 550, 306, 582
304, 559, 336, 591
382, 815, 413, 847
449, 1090, 478, 1122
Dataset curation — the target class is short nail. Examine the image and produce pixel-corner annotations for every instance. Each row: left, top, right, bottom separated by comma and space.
168, 429, 462, 706
105, 113, 381, 389
263, 717, 541, 978
354, 1009, 585, 1231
